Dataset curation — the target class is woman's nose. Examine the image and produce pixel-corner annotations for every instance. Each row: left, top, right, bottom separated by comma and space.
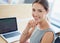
33, 14, 38, 17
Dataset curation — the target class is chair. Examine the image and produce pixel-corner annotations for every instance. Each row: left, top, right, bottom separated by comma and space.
55, 32, 60, 43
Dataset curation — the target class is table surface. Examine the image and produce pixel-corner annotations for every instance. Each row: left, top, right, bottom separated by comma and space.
0, 36, 20, 43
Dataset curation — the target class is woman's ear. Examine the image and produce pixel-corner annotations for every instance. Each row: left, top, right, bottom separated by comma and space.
45, 9, 49, 16
45, 9, 49, 19
47, 9, 49, 13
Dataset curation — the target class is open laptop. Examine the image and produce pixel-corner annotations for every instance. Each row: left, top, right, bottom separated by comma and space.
0, 17, 21, 43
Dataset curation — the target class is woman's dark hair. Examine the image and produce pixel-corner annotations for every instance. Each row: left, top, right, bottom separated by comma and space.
33, 0, 49, 11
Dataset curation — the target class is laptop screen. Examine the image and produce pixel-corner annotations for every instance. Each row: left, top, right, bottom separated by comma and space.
0, 17, 18, 34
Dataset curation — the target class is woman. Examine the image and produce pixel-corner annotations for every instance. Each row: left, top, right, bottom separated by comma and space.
20, 0, 55, 43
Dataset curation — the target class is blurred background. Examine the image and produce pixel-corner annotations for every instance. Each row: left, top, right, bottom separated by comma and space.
0, 0, 60, 33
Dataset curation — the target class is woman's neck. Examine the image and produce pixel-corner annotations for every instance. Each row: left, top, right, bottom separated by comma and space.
38, 20, 50, 30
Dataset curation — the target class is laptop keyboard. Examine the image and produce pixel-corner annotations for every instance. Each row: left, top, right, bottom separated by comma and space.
3, 32, 20, 38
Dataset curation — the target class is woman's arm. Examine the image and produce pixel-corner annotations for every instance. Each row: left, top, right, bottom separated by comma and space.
20, 20, 37, 43
41, 32, 54, 43
20, 26, 30, 43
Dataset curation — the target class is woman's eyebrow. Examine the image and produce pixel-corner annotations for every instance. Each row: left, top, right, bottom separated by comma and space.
38, 9, 42, 10
37, 9, 42, 11
32, 8, 35, 10
38, 8, 45, 11
38, 8, 44, 10
32, 8, 35, 9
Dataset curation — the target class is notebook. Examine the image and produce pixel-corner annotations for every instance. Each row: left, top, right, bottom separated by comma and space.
0, 17, 21, 43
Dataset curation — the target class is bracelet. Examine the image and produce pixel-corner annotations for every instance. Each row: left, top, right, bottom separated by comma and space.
23, 32, 28, 35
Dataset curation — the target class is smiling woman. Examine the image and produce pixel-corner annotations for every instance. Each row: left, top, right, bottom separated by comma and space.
20, 0, 55, 43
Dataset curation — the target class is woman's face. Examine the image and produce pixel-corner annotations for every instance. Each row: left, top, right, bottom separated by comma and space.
32, 3, 48, 23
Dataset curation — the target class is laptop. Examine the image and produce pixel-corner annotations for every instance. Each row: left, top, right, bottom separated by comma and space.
0, 17, 21, 43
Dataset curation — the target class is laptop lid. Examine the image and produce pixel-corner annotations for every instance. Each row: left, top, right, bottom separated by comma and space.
0, 17, 18, 34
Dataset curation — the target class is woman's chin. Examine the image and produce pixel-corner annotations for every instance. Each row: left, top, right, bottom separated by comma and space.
35, 20, 40, 23
34, 19, 42, 23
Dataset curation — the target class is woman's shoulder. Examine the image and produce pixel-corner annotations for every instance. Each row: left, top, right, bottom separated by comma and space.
41, 31, 54, 43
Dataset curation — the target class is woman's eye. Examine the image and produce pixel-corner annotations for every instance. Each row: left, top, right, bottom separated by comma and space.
32, 9, 35, 12
38, 9, 42, 12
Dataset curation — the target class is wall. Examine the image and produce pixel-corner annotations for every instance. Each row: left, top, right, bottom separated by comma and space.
0, 4, 32, 32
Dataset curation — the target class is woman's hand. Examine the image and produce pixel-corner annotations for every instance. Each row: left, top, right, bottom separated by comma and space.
20, 20, 38, 43
27, 20, 38, 29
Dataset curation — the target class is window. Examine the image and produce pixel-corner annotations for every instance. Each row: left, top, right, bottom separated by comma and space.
50, 0, 60, 27
49, 0, 60, 33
